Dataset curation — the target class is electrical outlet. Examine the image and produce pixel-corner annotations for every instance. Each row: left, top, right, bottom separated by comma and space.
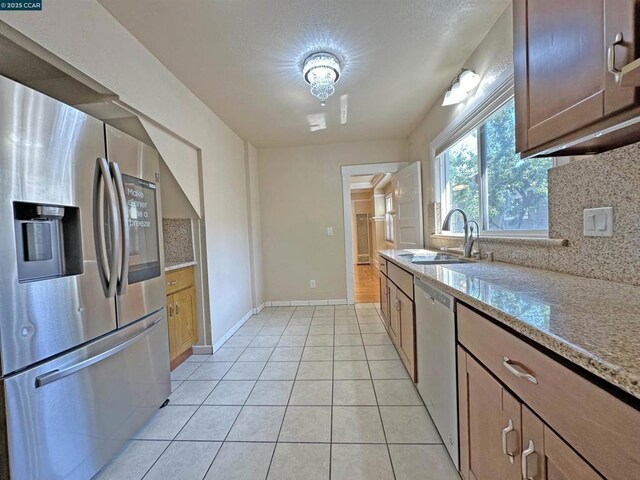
310, 280, 316, 289
326, 227, 333, 236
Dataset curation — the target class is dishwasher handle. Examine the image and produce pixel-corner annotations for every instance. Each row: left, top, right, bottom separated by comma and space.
415, 277, 454, 311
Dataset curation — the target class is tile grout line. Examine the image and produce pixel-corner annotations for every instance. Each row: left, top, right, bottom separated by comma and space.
357, 306, 398, 480
265, 307, 313, 479
200, 309, 280, 479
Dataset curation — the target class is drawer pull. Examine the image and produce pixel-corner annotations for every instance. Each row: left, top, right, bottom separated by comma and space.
501, 418, 515, 463
168, 280, 177, 286
521, 440, 535, 479
502, 356, 538, 384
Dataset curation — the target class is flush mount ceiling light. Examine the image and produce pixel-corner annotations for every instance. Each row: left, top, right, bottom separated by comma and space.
442, 69, 481, 106
303, 52, 341, 106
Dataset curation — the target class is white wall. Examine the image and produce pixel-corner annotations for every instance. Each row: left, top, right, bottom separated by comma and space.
407, 4, 514, 243
0, 0, 256, 345
258, 139, 408, 302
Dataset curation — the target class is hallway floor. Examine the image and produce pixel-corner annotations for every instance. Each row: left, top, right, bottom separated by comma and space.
94, 304, 459, 480
354, 264, 381, 304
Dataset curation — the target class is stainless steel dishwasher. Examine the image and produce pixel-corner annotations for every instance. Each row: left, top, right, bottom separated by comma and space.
415, 277, 459, 468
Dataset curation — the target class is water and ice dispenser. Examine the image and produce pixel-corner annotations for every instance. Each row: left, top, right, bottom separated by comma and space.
13, 202, 83, 282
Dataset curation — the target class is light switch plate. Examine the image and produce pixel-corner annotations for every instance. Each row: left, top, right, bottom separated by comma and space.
583, 207, 613, 237
327, 227, 333, 236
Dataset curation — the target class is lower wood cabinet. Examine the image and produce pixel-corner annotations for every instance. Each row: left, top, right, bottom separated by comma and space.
378, 270, 390, 331
166, 267, 198, 367
378, 260, 416, 381
521, 406, 603, 480
458, 349, 603, 480
458, 349, 522, 480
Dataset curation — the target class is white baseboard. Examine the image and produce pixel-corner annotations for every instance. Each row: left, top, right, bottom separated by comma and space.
212, 309, 253, 352
192, 345, 213, 355
252, 302, 265, 314
264, 298, 348, 307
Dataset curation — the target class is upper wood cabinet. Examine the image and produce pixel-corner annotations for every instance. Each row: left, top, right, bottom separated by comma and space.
514, 0, 640, 157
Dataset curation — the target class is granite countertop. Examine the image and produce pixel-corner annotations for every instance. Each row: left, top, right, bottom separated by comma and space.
379, 249, 640, 400
165, 261, 197, 272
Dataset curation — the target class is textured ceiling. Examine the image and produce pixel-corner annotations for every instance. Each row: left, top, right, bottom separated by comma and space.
98, 0, 509, 148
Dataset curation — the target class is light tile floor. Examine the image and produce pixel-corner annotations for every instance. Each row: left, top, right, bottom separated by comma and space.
94, 303, 459, 480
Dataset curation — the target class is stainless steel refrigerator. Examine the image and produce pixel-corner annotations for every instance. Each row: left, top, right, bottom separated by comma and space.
0, 74, 170, 479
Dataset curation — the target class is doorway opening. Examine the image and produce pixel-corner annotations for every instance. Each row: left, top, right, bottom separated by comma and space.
341, 162, 408, 304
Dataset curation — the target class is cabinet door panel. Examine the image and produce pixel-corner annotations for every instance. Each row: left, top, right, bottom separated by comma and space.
461, 352, 521, 480
605, 0, 640, 114
175, 286, 197, 355
397, 287, 415, 380
522, 406, 604, 480
166, 294, 177, 361
526, 0, 605, 147
379, 271, 389, 328
388, 284, 399, 345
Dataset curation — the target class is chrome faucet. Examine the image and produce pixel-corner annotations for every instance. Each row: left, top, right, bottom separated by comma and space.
441, 208, 476, 258
463, 220, 480, 258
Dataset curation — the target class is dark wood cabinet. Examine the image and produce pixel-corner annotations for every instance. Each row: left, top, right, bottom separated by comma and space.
514, 0, 640, 157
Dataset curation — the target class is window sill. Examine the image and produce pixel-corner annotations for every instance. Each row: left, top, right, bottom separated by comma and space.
431, 233, 569, 248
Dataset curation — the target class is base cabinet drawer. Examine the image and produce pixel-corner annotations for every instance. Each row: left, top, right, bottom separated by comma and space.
165, 267, 194, 295
458, 304, 640, 479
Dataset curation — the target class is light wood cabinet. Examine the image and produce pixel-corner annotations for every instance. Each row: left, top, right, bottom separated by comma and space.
165, 267, 198, 368
378, 270, 390, 330
521, 407, 603, 480
514, 0, 640, 157
459, 349, 604, 480
396, 286, 415, 380
378, 258, 416, 380
458, 349, 522, 480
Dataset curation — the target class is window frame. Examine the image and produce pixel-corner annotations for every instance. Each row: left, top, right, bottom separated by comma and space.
435, 92, 558, 238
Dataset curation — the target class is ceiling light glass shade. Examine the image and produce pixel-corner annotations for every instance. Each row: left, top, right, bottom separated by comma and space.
442, 80, 466, 106
303, 52, 341, 105
459, 69, 481, 92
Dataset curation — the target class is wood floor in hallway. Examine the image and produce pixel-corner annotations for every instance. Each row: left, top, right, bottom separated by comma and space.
354, 264, 380, 304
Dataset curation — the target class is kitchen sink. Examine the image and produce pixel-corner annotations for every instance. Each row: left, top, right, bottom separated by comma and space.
398, 253, 472, 265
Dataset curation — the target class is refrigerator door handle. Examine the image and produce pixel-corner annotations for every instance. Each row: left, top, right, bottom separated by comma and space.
110, 161, 129, 295
34, 317, 162, 388
93, 157, 120, 298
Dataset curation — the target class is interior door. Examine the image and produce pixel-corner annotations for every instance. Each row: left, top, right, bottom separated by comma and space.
393, 162, 424, 250
106, 125, 166, 327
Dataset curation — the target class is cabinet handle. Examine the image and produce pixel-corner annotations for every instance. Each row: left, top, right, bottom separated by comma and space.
501, 418, 515, 463
175, 303, 181, 315
168, 305, 174, 317
521, 440, 535, 480
502, 356, 538, 384
396, 299, 401, 311
168, 280, 177, 286
608, 32, 624, 83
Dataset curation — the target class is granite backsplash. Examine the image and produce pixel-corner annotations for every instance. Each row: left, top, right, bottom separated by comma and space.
163, 218, 195, 265
429, 141, 640, 286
